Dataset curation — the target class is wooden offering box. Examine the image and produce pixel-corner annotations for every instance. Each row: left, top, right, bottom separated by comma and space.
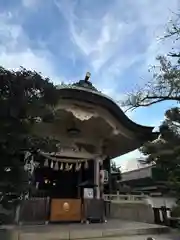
50, 199, 82, 222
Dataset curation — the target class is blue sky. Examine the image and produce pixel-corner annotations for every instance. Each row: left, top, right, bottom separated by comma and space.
0, 0, 180, 171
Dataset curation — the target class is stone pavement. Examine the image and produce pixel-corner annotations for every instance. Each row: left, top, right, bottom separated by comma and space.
83, 235, 179, 240
92, 233, 180, 240
0, 220, 171, 240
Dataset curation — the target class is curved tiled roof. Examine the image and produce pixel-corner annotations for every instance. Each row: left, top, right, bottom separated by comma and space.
56, 82, 155, 140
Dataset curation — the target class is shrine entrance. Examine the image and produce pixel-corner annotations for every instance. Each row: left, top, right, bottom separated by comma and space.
18, 73, 155, 225
34, 159, 95, 199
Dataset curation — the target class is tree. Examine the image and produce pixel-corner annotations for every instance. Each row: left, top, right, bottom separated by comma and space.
140, 107, 180, 196
122, 55, 180, 111
110, 161, 121, 193
0, 66, 60, 200
122, 15, 180, 111
122, 14, 180, 198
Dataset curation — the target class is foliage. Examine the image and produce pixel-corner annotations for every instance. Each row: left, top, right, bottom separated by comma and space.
111, 161, 119, 172
171, 205, 180, 217
139, 128, 180, 198
141, 107, 180, 194
122, 15, 180, 111
110, 161, 121, 193
0, 66, 59, 199
122, 55, 180, 111
122, 14, 180, 198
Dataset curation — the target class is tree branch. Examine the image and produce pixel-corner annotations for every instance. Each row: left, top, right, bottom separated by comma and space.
168, 52, 180, 58
126, 95, 180, 111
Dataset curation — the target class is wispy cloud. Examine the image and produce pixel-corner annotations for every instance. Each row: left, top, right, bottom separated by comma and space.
0, 11, 62, 83
55, 0, 139, 73
21, 0, 42, 9
54, 0, 179, 100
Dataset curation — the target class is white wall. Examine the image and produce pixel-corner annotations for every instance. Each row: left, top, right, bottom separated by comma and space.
121, 166, 152, 181
145, 196, 176, 208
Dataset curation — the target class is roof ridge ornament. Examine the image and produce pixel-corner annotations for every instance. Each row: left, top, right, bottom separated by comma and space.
84, 72, 91, 82
71, 72, 99, 92
57, 72, 102, 93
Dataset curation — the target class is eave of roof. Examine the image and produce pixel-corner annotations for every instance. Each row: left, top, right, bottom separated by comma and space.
57, 85, 155, 139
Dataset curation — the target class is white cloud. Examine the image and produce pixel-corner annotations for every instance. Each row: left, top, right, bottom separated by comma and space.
60, 0, 178, 61
22, 0, 40, 8
0, 12, 62, 84
0, 49, 53, 76
54, 0, 180, 103
58, 5, 137, 72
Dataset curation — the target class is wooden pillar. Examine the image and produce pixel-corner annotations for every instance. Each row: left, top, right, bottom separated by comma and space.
94, 159, 100, 199
77, 167, 82, 198
103, 157, 111, 194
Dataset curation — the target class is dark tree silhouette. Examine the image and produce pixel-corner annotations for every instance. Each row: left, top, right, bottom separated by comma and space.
0, 66, 59, 199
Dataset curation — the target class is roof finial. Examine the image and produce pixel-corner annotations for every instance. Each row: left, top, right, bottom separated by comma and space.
84, 72, 91, 82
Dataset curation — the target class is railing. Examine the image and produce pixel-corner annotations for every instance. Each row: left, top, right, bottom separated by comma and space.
104, 194, 146, 203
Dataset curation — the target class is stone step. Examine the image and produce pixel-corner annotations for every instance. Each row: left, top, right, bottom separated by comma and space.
1, 225, 170, 240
